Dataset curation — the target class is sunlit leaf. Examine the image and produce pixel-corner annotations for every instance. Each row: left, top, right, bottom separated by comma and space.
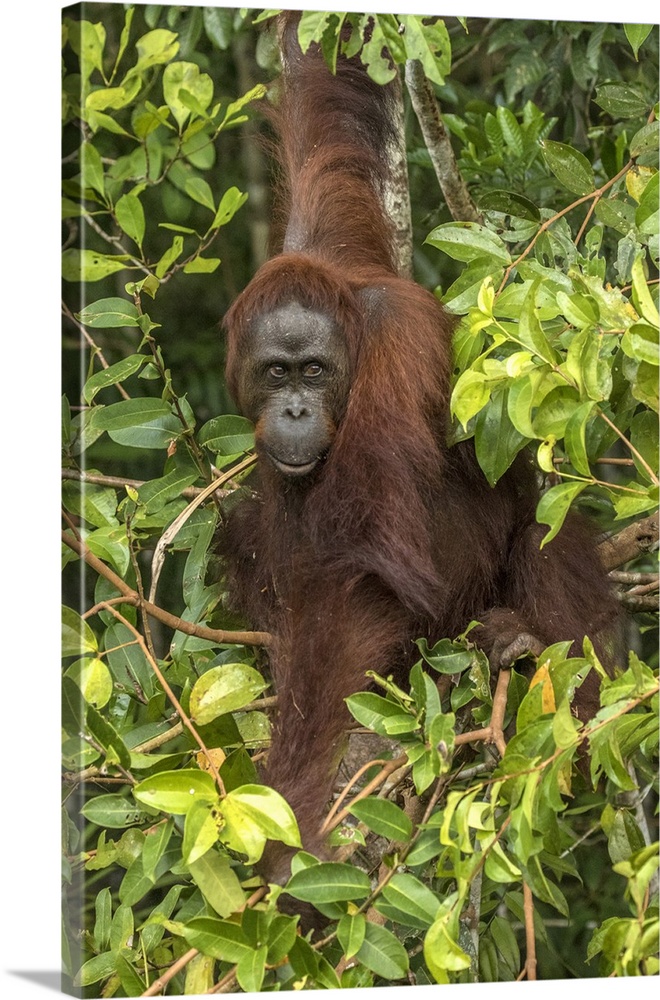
133, 769, 219, 815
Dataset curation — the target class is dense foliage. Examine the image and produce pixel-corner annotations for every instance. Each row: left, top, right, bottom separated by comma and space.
62, 6, 659, 994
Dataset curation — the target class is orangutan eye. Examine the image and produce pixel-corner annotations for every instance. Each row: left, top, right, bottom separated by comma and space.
268, 364, 286, 379
304, 363, 323, 377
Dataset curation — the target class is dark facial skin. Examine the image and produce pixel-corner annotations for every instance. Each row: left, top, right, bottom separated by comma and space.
237, 302, 351, 477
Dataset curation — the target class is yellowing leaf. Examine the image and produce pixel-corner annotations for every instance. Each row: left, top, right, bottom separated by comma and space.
196, 748, 226, 773
529, 662, 557, 713
626, 165, 656, 203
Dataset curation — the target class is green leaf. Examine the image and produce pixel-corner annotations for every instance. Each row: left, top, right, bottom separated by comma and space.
185, 176, 215, 211
182, 800, 219, 865
183, 256, 221, 274
81, 793, 151, 829
83, 354, 146, 402
84, 524, 130, 576
631, 255, 660, 327
337, 912, 366, 959
189, 663, 269, 725
399, 15, 451, 86
636, 170, 659, 228
137, 467, 200, 515
62, 249, 131, 282
345, 691, 418, 736
182, 916, 252, 962
536, 481, 587, 548
219, 785, 301, 863
556, 290, 599, 329
77, 297, 141, 329
115, 193, 145, 248
219, 84, 267, 130
443, 259, 505, 314
426, 222, 511, 264
621, 322, 659, 366
199, 414, 255, 456
87, 109, 132, 135
594, 84, 649, 119
91, 397, 172, 431
85, 77, 141, 114
630, 410, 660, 482
475, 388, 529, 486
541, 140, 595, 196
376, 872, 441, 929
236, 945, 267, 994
68, 19, 106, 81
66, 656, 113, 709
594, 198, 636, 236
155, 235, 184, 278
285, 861, 371, 903
497, 106, 523, 156
564, 400, 595, 477
80, 141, 105, 198
532, 385, 581, 438
188, 848, 245, 916
483, 839, 523, 883
424, 910, 471, 983
416, 636, 475, 675
210, 186, 248, 229
349, 796, 413, 842
623, 24, 653, 60
490, 915, 521, 978
355, 920, 409, 980
62, 605, 98, 656
480, 189, 540, 222
104, 410, 182, 449
74, 952, 116, 988
114, 954, 146, 997
203, 6, 233, 49
507, 370, 564, 438
133, 769, 219, 815
163, 61, 213, 128
134, 28, 179, 70
451, 369, 490, 430
265, 915, 298, 964
565, 326, 612, 402
629, 122, 659, 159
86, 703, 132, 769
518, 282, 559, 364
297, 10, 337, 53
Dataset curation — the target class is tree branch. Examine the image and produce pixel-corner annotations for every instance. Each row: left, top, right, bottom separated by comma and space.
385, 71, 414, 278
404, 59, 482, 224
598, 513, 659, 571
455, 668, 511, 757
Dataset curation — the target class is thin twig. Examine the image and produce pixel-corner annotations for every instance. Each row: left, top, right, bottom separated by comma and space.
62, 467, 229, 499
455, 668, 511, 757
96, 602, 226, 794
141, 948, 199, 997
319, 755, 408, 835
522, 882, 538, 981
323, 758, 393, 829
497, 158, 633, 293
554, 456, 634, 467
148, 453, 258, 604
62, 300, 132, 400
62, 528, 271, 647
597, 410, 659, 486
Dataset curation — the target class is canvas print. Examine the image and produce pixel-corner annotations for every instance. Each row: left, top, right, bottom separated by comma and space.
61, 3, 659, 994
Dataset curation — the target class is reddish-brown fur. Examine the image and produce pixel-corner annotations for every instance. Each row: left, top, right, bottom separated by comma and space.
221, 15, 620, 878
